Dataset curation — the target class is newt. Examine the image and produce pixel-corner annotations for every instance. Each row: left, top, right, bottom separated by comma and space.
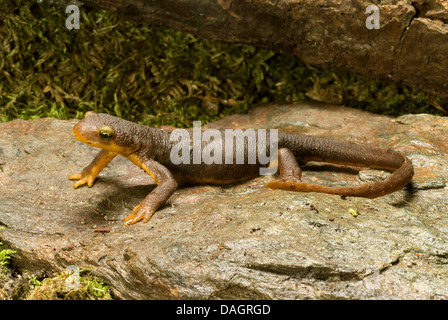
69, 112, 414, 226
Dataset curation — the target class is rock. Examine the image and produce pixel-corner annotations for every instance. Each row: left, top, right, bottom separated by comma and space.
1, 101, 448, 299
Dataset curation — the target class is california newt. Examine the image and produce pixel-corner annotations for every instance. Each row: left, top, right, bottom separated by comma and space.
69, 112, 414, 226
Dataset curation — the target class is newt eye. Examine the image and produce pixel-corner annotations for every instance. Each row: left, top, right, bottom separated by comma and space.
98, 127, 114, 141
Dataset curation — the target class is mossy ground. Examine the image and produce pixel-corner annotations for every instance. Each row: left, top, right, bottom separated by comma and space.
26, 270, 112, 300
0, 241, 17, 299
1, 262, 112, 299
1, 232, 110, 300
0, 242, 16, 273
1, 0, 446, 127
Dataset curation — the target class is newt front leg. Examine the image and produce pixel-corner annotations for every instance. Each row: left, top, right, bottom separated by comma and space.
124, 155, 178, 225
69, 149, 117, 188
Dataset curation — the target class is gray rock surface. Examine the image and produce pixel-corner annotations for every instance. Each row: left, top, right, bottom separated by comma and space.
1, 101, 448, 299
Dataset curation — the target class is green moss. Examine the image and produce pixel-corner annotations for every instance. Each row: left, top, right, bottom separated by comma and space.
26, 270, 112, 300
0, 0, 446, 127
0, 242, 16, 274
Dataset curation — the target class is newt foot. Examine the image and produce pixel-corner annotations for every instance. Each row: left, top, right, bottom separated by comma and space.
124, 204, 155, 226
69, 172, 96, 188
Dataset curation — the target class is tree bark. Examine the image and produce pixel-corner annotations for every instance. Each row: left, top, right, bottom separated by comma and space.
79, 0, 448, 98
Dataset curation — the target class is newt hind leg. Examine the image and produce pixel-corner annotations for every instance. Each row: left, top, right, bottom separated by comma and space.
266, 148, 304, 190
277, 148, 302, 182
266, 147, 334, 193
266, 147, 353, 195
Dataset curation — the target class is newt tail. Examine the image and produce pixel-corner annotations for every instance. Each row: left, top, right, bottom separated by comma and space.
266, 135, 414, 198
265, 154, 413, 198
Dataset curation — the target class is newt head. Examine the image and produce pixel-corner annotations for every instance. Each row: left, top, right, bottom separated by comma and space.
73, 112, 141, 155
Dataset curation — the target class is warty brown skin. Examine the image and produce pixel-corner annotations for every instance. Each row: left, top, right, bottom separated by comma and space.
69, 112, 414, 225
